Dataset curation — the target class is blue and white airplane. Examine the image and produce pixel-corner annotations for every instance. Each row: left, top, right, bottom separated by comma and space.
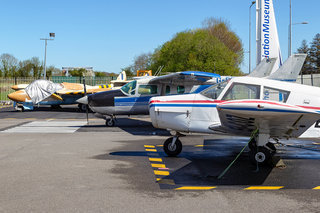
77, 71, 232, 126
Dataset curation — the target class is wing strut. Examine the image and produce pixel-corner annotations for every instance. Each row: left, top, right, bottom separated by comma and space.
218, 129, 259, 179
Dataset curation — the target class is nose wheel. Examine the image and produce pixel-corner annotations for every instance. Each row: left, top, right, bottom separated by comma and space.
163, 137, 182, 157
106, 118, 115, 127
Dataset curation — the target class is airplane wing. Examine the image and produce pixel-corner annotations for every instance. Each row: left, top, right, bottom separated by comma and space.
214, 100, 320, 139
57, 87, 111, 95
266, 54, 307, 82
148, 71, 221, 85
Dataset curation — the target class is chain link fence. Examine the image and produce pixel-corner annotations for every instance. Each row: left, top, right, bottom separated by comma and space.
0, 76, 115, 105
1, 74, 320, 105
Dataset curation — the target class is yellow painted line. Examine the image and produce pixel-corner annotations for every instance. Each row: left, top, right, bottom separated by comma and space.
175, 186, 216, 190
149, 158, 162, 162
24, 118, 36, 120
157, 179, 175, 185
151, 164, 166, 168
313, 186, 320, 190
245, 186, 284, 190
144, 145, 155, 148
154, 170, 170, 176
195, 145, 204, 147
156, 145, 163, 147
145, 149, 157, 152
312, 142, 320, 145
4, 118, 16, 120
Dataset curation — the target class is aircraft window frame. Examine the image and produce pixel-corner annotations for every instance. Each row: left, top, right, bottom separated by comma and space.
177, 85, 185, 94
201, 81, 228, 100
137, 84, 158, 95
263, 86, 290, 103
221, 83, 260, 101
165, 85, 170, 94
120, 80, 137, 95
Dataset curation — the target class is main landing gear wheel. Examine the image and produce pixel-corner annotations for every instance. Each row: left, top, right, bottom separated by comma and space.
249, 146, 272, 165
163, 137, 182, 157
78, 104, 87, 112
105, 118, 115, 127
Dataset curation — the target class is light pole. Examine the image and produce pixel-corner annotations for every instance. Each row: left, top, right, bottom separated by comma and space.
288, 0, 308, 58
40, 33, 55, 79
249, 1, 256, 74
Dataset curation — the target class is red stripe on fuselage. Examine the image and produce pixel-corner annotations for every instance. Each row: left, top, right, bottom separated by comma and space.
149, 100, 225, 104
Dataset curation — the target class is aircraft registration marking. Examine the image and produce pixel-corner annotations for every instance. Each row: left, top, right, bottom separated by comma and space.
245, 186, 284, 190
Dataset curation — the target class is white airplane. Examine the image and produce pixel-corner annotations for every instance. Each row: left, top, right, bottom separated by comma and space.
149, 76, 320, 165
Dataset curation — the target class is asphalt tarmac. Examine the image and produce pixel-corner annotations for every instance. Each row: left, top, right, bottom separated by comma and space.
0, 105, 320, 212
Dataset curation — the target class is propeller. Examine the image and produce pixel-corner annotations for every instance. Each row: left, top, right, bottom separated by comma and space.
83, 77, 89, 124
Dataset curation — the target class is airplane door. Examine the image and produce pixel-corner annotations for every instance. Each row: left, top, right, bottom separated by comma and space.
189, 95, 218, 133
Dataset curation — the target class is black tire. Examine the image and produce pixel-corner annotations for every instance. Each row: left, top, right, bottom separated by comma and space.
249, 146, 272, 166
78, 104, 87, 112
163, 137, 182, 157
106, 119, 115, 127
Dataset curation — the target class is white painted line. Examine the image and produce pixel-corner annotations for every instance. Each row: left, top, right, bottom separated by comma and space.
2, 120, 87, 133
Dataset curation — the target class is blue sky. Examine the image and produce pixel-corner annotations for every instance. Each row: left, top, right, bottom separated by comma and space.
0, 0, 319, 74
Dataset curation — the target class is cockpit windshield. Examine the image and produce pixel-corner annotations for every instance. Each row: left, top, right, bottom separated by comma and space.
201, 81, 228, 99
120, 80, 137, 95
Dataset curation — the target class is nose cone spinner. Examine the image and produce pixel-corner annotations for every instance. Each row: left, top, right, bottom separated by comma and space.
77, 96, 88, 105
7, 90, 30, 102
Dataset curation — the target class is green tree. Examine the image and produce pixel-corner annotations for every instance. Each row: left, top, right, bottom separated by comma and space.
121, 66, 135, 77
132, 53, 153, 72
69, 68, 88, 76
150, 28, 243, 75
0, 53, 18, 77
297, 40, 313, 74
46, 66, 61, 77
95, 71, 108, 77
309, 33, 320, 73
29, 57, 43, 78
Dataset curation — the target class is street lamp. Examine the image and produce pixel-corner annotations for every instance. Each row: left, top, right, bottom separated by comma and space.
249, 1, 256, 74
288, 0, 308, 58
40, 33, 55, 79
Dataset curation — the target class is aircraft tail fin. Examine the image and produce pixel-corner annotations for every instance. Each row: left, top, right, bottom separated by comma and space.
116, 71, 127, 81
256, 0, 282, 74
266, 54, 307, 81
248, 57, 277, 78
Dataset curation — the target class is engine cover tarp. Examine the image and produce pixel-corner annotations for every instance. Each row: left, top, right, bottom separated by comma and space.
25, 80, 63, 104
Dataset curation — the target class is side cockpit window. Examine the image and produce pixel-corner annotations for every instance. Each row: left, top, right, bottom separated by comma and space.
120, 80, 137, 95
263, 87, 290, 103
222, 83, 260, 100
138, 85, 158, 95
201, 81, 228, 99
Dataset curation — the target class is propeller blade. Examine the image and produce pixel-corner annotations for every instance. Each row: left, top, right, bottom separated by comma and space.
83, 78, 89, 124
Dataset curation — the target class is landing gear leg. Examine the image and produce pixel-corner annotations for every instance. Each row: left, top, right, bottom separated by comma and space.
105, 115, 116, 127
248, 132, 275, 166
163, 135, 182, 157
